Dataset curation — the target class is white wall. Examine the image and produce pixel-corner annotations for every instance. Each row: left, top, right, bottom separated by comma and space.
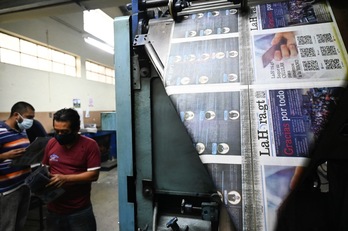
0, 11, 116, 112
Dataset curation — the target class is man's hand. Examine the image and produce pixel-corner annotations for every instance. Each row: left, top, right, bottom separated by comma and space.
47, 174, 68, 188
45, 170, 99, 188
0, 148, 26, 160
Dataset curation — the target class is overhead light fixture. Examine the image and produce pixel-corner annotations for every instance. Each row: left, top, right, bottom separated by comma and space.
84, 37, 114, 54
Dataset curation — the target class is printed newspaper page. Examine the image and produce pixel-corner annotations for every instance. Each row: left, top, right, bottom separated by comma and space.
255, 0, 333, 30
249, 82, 345, 230
158, 0, 348, 230
249, 0, 348, 230
163, 7, 252, 231
251, 23, 348, 84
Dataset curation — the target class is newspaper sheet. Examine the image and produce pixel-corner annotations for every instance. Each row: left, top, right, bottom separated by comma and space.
249, 0, 348, 230
161, 0, 348, 230
249, 82, 345, 230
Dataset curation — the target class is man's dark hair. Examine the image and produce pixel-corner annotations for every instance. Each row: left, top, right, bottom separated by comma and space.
53, 108, 80, 131
10, 101, 35, 116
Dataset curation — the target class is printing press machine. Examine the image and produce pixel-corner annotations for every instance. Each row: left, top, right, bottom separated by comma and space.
115, 1, 247, 231
114, 0, 348, 231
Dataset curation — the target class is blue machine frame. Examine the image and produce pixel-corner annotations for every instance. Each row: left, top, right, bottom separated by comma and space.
114, 16, 135, 231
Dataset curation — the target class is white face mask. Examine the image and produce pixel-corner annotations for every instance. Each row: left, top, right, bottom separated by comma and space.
17, 114, 34, 130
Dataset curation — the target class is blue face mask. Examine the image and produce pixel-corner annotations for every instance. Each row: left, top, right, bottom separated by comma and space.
17, 114, 34, 130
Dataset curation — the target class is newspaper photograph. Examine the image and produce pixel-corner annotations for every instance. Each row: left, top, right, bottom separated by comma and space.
261, 163, 299, 231
250, 85, 344, 158
251, 23, 348, 84
257, 0, 333, 30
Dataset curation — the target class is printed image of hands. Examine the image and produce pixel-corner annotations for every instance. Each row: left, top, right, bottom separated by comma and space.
257, 31, 299, 68
271, 32, 298, 61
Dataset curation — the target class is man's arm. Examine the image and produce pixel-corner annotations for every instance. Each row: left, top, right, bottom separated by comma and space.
0, 148, 26, 160
47, 169, 100, 188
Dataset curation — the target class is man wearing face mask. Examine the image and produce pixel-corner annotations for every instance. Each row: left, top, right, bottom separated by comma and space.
0, 101, 35, 231
42, 108, 101, 231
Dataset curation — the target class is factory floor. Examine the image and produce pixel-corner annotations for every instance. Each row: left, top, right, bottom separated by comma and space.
24, 163, 119, 231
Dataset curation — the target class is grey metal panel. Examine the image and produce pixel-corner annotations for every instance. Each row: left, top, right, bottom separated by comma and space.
134, 77, 154, 230
147, 18, 174, 70
114, 16, 135, 231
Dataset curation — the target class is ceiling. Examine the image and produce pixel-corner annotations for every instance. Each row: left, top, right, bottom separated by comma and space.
0, 0, 279, 23
0, 0, 131, 22
0, 0, 276, 24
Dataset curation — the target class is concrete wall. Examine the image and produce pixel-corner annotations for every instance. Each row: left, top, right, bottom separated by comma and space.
0, 10, 118, 131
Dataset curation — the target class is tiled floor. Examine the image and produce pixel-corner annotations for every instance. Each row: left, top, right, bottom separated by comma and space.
24, 165, 119, 231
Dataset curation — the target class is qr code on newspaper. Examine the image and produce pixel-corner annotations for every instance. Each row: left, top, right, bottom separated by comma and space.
302, 60, 320, 71
316, 33, 334, 43
299, 47, 316, 58
296, 35, 313, 45
320, 46, 338, 56
324, 59, 342, 69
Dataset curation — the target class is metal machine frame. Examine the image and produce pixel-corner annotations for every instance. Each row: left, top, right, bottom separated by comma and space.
115, 1, 247, 230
